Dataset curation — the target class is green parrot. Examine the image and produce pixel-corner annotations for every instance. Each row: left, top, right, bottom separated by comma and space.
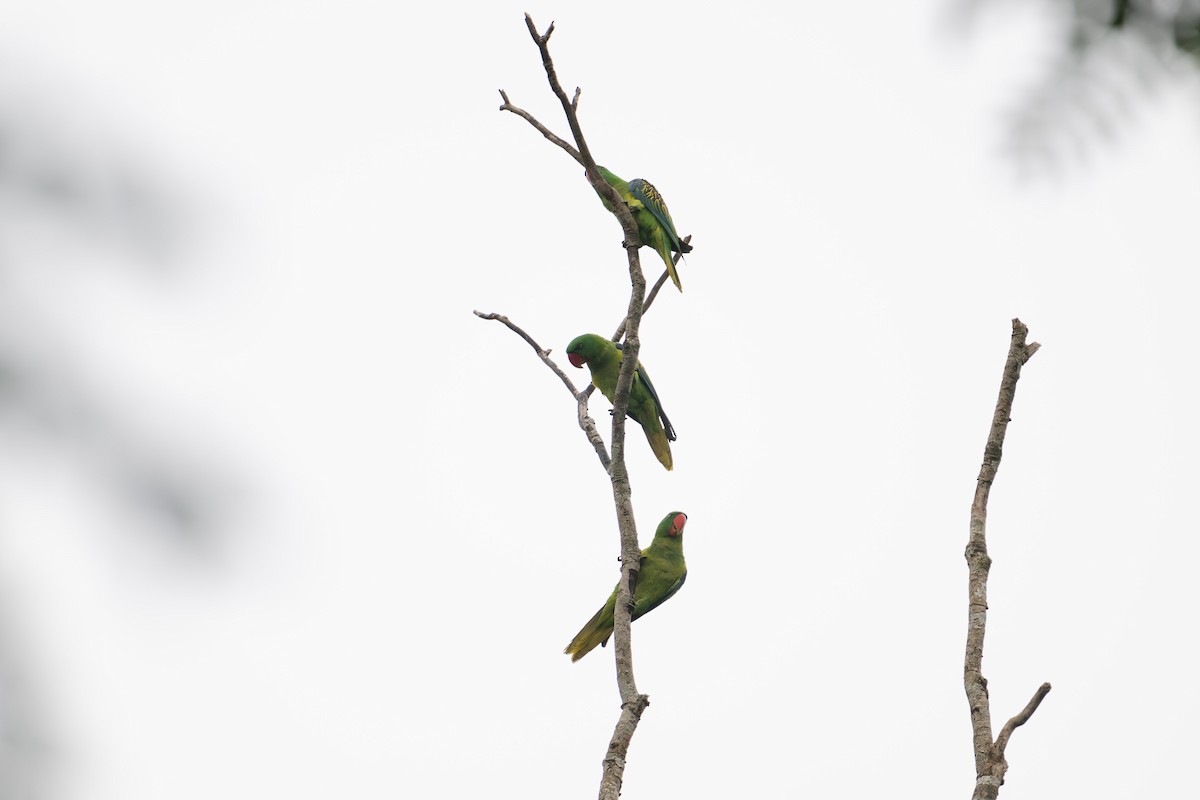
593, 166, 691, 292
564, 511, 688, 662
565, 333, 675, 471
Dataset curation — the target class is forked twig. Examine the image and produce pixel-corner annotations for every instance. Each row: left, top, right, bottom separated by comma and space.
612, 235, 688, 343
473, 311, 610, 470
498, 90, 582, 164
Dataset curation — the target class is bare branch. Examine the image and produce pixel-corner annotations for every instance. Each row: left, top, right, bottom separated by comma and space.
501, 19, 660, 798
473, 310, 610, 470
995, 682, 1053, 757
524, 14, 554, 43
578, 394, 612, 472
598, 694, 650, 799
523, 13, 599, 170
498, 90, 583, 164
516, 15, 639, 245
964, 318, 1049, 800
611, 235, 690, 342
473, 311, 579, 396
600, 229, 649, 800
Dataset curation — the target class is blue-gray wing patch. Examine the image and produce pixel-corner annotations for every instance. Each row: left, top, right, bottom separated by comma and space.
629, 177, 686, 254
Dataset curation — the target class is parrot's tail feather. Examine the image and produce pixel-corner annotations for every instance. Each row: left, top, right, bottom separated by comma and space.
646, 425, 674, 471
565, 608, 613, 662
666, 258, 683, 293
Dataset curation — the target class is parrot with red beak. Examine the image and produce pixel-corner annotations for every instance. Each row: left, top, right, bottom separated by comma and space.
565, 511, 688, 662
565, 333, 675, 470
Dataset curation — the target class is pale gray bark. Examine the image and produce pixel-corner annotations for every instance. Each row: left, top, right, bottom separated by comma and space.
471, 311, 613, 470
488, 15, 691, 800
964, 319, 1051, 799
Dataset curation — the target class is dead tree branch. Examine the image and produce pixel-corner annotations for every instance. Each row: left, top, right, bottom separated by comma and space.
995, 682, 1052, 757
498, 90, 582, 164
491, 18, 670, 798
521, 15, 599, 170
508, 17, 651, 800
964, 318, 1050, 800
499, 13, 689, 329
473, 311, 611, 470
611, 235, 689, 343
500, 17, 640, 245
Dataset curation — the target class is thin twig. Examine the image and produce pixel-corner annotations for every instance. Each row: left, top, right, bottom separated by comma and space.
517, 16, 639, 243
472, 311, 578, 396
473, 311, 610, 470
963, 318, 1049, 800
523, 14, 599, 170
611, 235, 689, 343
502, 20, 691, 318
498, 90, 583, 164
995, 682, 1052, 756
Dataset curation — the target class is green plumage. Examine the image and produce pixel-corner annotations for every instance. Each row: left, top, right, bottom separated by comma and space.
564, 511, 688, 662
595, 166, 691, 292
565, 333, 676, 470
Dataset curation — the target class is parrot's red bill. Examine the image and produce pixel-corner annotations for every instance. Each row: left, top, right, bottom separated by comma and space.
568, 352, 586, 368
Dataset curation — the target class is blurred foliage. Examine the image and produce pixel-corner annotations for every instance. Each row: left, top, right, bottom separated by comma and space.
0, 65, 236, 800
0, 83, 229, 549
965, 0, 1200, 170
0, 613, 53, 800
1105, 0, 1200, 56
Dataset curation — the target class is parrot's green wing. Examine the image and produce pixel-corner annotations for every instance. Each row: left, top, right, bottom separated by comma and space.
612, 342, 675, 443
632, 569, 687, 621
636, 362, 676, 443
629, 178, 691, 255
566, 511, 687, 661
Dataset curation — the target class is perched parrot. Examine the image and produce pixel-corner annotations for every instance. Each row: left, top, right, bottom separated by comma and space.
565, 333, 675, 471
593, 166, 691, 292
564, 511, 688, 662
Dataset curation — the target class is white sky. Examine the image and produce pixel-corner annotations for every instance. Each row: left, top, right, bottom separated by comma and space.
1, 1, 1198, 798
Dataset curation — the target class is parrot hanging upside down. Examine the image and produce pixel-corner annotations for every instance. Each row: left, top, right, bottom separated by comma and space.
591, 166, 691, 292
565, 333, 675, 471
564, 511, 688, 662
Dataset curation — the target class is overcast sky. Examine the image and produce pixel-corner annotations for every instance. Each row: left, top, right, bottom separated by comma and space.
1, 1, 1198, 798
